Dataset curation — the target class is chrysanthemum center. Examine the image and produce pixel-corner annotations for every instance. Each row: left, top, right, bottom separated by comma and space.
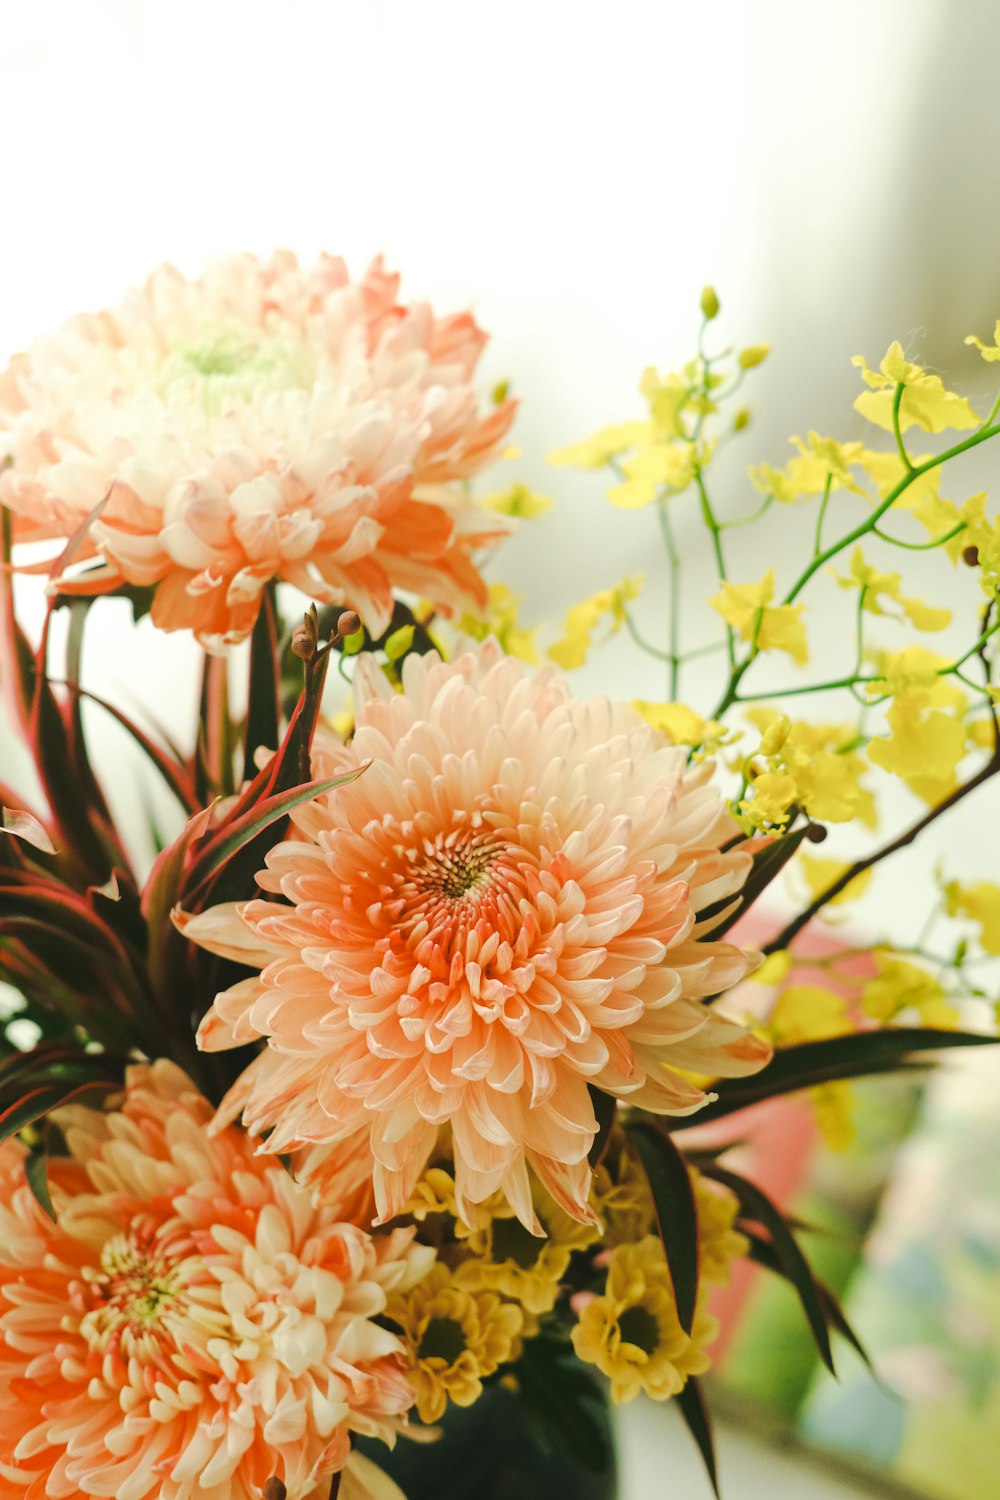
159, 330, 312, 408
411, 838, 497, 901
78, 1228, 196, 1356
418, 1316, 468, 1364
617, 1304, 661, 1356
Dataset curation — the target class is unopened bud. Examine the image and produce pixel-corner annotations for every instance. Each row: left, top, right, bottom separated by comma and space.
733, 407, 751, 432
334, 610, 361, 643
291, 606, 319, 660
759, 715, 792, 757
738, 343, 770, 370
263, 1480, 287, 1500
805, 822, 828, 844
962, 544, 980, 567
700, 285, 720, 321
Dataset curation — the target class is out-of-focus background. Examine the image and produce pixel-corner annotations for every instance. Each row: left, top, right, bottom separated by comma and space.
2, 4, 1000, 1496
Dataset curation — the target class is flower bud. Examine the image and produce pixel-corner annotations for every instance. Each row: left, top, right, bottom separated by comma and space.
759, 715, 791, 757
290, 605, 319, 660
700, 285, 720, 321
733, 407, 751, 432
335, 610, 362, 642
805, 822, 828, 844
962, 544, 980, 567
738, 344, 770, 370
263, 1480, 287, 1500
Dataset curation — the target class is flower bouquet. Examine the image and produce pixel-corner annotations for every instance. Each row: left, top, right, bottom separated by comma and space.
1, 255, 998, 1500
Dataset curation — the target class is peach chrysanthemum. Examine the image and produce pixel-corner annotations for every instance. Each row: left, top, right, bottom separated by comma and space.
0, 1061, 433, 1500
187, 643, 770, 1229
0, 253, 514, 647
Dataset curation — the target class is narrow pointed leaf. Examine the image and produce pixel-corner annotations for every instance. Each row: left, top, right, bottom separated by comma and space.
676, 1378, 720, 1499
683, 1027, 997, 1125
704, 1163, 833, 1372
587, 1086, 617, 1168
61, 680, 199, 813
626, 1119, 700, 1334
244, 586, 281, 779
24, 1148, 56, 1219
744, 1228, 873, 1371
702, 825, 812, 938
0, 1080, 113, 1143
183, 766, 370, 903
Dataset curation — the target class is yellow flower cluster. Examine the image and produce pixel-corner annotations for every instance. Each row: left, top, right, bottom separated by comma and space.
861, 951, 959, 1029
866, 646, 969, 804
571, 1237, 717, 1403
459, 582, 539, 664
944, 879, 1000, 955
737, 709, 875, 831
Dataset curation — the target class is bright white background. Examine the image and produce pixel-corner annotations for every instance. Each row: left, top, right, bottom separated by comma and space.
3, 3, 1000, 1495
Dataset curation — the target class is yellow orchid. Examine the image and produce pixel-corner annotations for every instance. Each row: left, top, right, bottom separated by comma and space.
549, 575, 642, 669
852, 341, 980, 433
709, 568, 808, 665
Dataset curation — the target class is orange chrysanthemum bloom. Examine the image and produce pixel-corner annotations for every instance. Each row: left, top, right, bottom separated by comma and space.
188, 644, 770, 1229
0, 254, 513, 647
0, 1062, 432, 1500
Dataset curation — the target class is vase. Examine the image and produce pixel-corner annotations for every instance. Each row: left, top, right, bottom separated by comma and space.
355, 1381, 618, 1500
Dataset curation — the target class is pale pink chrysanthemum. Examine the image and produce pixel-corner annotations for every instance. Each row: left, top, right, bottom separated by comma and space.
0, 253, 513, 647
187, 643, 770, 1230
0, 1061, 432, 1500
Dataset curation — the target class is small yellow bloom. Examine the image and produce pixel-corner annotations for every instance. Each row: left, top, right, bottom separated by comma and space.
766, 984, 852, 1045
852, 342, 980, 433
388, 1264, 523, 1423
590, 1129, 655, 1248
549, 421, 652, 468
811, 1080, 856, 1151
632, 700, 729, 754
868, 698, 966, 804
749, 949, 793, 986
639, 367, 693, 440
861, 951, 958, 1028
692, 1172, 748, 1286
944, 880, 1000, 955
797, 853, 873, 908
751, 433, 868, 505
709, 569, 808, 666
965, 322, 1000, 362
460, 582, 539, 664
549, 575, 642, 669
835, 546, 951, 631
459, 1185, 596, 1316
404, 1166, 459, 1222
479, 481, 553, 518
608, 441, 696, 509
571, 1237, 716, 1404
739, 770, 798, 829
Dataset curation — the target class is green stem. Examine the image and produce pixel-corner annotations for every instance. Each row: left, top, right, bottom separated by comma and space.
721, 492, 776, 531
656, 498, 683, 697
813, 473, 833, 556
710, 417, 1000, 718
891, 382, 914, 473
871, 521, 967, 551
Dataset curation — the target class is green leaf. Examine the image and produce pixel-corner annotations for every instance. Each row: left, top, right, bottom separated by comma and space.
24, 1147, 56, 1220
704, 1164, 833, 1372
587, 1086, 617, 1168
514, 1333, 614, 1475
0, 1080, 114, 1143
676, 1378, 720, 1499
683, 1026, 997, 1125
703, 826, 812, 938
744, 1229, 872, 1372
244, 586, 281, 780
182, 768, 369, 902
627, 1120, 700, 1334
